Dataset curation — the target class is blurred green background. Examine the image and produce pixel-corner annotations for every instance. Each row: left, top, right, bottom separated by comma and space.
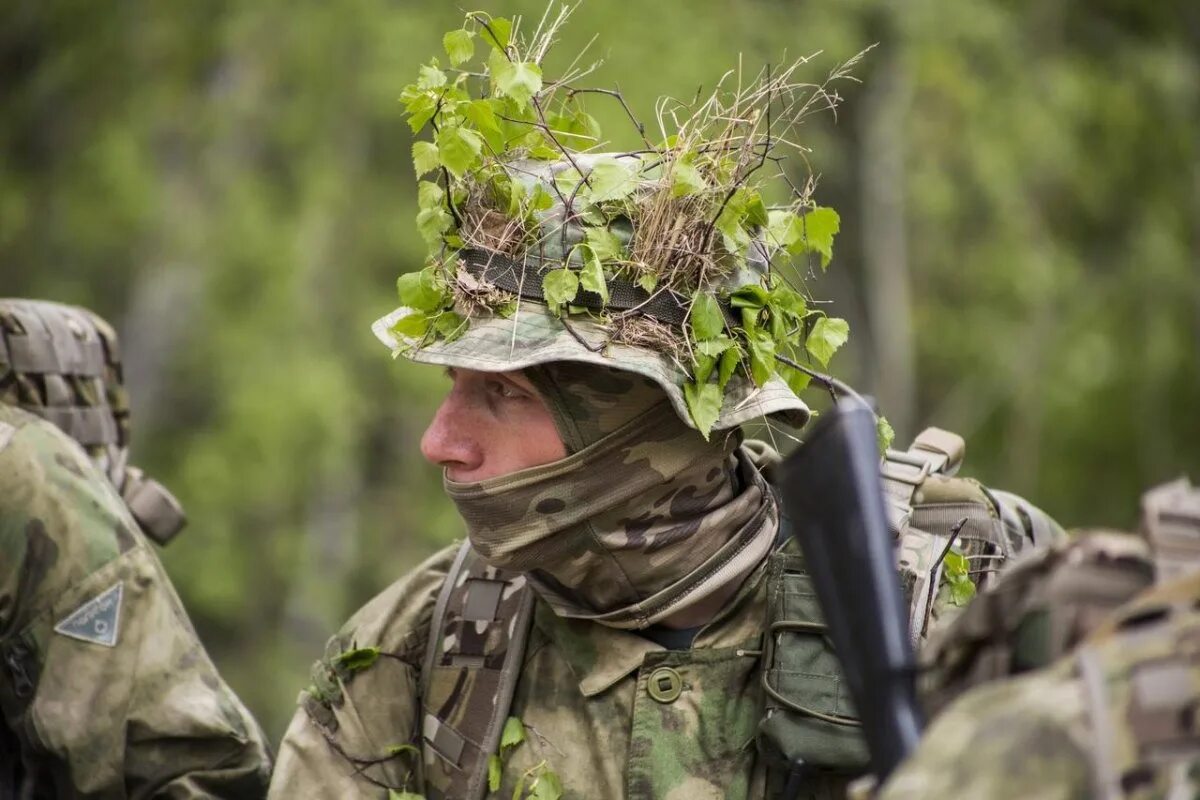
2, 0, 1197, 741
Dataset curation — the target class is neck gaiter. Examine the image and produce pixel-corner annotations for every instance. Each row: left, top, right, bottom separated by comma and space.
444, 364, 778, 629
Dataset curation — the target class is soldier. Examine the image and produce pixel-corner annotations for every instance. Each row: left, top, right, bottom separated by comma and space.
877, 479, 1200, 799
268, 18, 1061, 799
0, 299, 272, 797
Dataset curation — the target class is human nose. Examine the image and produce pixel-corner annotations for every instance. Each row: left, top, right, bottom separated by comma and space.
420, 391, 483, 474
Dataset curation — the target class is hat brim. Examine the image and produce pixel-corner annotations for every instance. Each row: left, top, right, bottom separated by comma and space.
372, 302, 810, 433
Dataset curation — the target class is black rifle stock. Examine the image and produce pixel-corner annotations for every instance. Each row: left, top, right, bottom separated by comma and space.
779, 398, 922, 784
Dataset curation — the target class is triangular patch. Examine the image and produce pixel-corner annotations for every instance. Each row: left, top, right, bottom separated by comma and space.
54, 582, 123, 647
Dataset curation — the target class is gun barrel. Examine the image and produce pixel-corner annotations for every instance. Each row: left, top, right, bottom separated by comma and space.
779, 398, 922, 782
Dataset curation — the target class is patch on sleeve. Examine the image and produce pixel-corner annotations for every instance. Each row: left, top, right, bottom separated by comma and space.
54, 582, 123, 647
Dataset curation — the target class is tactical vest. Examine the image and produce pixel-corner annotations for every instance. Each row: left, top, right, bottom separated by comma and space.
417, 428, 1060, 799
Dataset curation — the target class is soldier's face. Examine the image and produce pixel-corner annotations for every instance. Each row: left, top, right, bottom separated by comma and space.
421, 367, 568, 483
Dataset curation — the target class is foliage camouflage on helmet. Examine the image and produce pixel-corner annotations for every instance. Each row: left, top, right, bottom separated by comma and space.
371, 8, 869, 439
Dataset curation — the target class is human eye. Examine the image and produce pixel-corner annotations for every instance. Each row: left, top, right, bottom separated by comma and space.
486, 378, 523, 400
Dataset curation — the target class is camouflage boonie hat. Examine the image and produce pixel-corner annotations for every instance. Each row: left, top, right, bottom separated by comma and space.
372, 154, 811, 433
0, 299, 186, 544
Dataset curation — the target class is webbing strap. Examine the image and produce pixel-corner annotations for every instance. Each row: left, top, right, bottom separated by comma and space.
459, 248, 737, 328
419, 541, 535, 800
1141, 478, 1200, 584
881, 427, 967, 533
29, 406, 118, 447
2, 304, 108, 377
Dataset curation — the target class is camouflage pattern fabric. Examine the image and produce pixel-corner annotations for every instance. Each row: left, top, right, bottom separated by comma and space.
878, 569, 1200, 800
920, 530, 1155, 715
371, 154, 812, 437
0, 405, 271, 798
446, 401, 777, 629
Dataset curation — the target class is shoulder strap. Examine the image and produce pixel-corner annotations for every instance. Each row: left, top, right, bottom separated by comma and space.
419, 541, 535, 800
882, 428, 967, 645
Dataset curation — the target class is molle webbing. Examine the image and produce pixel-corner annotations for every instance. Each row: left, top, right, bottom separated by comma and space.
0, 300, 124, 448
460, 248, 737, 328
1141, 478, 1200, 583
419, 541, 534, 800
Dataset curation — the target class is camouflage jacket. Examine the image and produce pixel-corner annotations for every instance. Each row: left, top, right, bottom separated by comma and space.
879, 568, 1200, 800
272, 538, 794, 800
0, 406, 271, 798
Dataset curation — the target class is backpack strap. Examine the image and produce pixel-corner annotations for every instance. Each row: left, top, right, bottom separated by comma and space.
419, 541, 535, 800
883, 428, 967, 645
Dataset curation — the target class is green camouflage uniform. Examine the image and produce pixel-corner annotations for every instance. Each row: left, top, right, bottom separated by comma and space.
268, 155, 1063, 797
0, 300, 270, 798
879, 478, 1200, 800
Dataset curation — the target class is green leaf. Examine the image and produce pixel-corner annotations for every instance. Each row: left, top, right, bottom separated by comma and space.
388, 791, 426, 800
577, 246, 609, 304
530, 770, 563, 800
718, 347, 741, 388
479, 16, 512, 50
417, 63, 447, 90
950, 578, 977, 606
493, 60, 543, 106
800, 206, 841, 269
693, 353, 716, 384
542, 268, 579, 311
436, 126, 483, 179
770, 284, 808, 322
434, 311, 467, 342
742, 190, 769, 228
528, 183, 554, 212
500, 716, 526, 751
730, 284, 769, 309
766, 209, 801, 250
333, 645, 380, 672
876, 415, 896, 453
487, 754, 503, 791
443, 29, 475, 66
390, 311, 431, 339
783, 365, 811, 396
636, 272, 659, 293
397, 268, 445, 312
683, 380, 723, 440
746, 328, 776, 386
411, 140, 439, 176
415, 205, 453, 248
464, 99, 501, 136
670, 160, 707, 197
689, 292, 725, 340
417, 180, 444, 210
586, 159, 637, 203
695, 336, 735, 357
806, 316, 850, 366
584, 227, 625, 262
402, 90, 437, 134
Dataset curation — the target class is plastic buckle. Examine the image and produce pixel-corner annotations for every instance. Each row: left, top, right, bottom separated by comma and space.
881, 449, 932, 487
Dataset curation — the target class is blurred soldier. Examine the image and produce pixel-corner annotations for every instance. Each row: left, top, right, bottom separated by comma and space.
878, 478, 1200, 799
269, 158, 1061, 800
0, 300, 271, 797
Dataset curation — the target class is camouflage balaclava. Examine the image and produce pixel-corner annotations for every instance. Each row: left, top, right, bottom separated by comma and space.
0, 299, 186, 545
444, 362, 779, 630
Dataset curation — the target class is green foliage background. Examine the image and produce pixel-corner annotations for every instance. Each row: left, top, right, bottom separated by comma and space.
2, 0, 1196, 740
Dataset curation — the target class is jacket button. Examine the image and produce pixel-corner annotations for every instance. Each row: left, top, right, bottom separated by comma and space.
646, 666, 683, 703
